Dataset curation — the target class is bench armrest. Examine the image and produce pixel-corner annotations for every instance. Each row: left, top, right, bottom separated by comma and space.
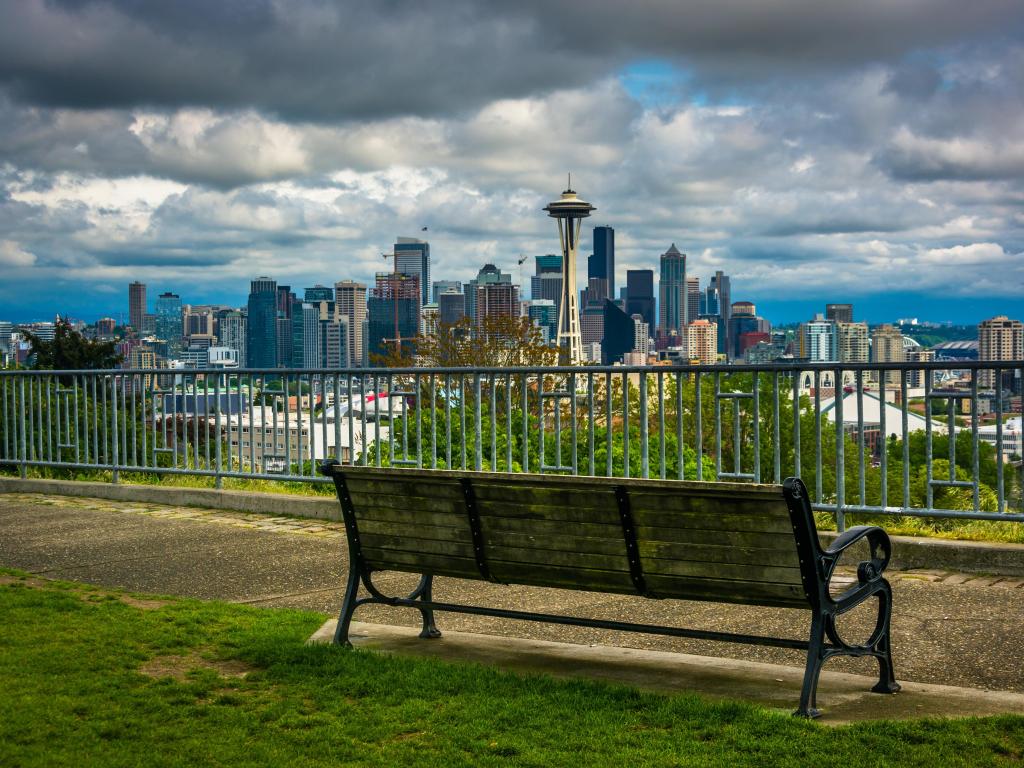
823, 525, 892, 585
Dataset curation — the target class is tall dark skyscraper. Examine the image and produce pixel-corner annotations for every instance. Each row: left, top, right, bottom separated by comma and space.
247, 277, 279, 369
602, 299, 635, 365
395, 237, 431, 307
367, 273, 420, 362
625, 269, 655, 333
128, 281, 146, 332
710, 270, 731, 356
826, 303, 854, 324
658, 243, 686, 339
154, 291, 182, 353
589, 226, 614, 300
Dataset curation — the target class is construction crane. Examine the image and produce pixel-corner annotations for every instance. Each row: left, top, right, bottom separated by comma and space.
516, 253, 528, 290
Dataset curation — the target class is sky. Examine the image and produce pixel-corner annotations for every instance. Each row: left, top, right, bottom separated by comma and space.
1, 0, 1023, 325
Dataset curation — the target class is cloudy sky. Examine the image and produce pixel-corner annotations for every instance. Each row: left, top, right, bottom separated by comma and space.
1, 0, 1023, 324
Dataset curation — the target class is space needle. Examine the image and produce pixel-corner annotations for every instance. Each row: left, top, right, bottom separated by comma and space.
544, 177, 595, 365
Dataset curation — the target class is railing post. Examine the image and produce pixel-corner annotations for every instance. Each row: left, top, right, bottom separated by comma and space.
110, 374, 119, 484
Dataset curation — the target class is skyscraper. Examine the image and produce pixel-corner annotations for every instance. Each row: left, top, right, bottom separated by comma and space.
128, 282, 146, 332
686, 276, 700, 326
977, 315, 1023, 389
687, 319, 718, 365
154, 292, 183, 354
246, 277, 279, 369
590, 226, 615, 300
438, 290, 467, 326
837, 322, 869, 363
602, 299, 634, 365
466, 263, 513, 328
798, 315, 837, 363
871, 324, 905, 387
658, 244, 686, 339
216, 309, 247, 367
625, 269, 655, 333
394, 237, 431, 307
826, 304, 854, 324
432, 280, 461, 304
473, 282, 519, 334
710, 271, 731, 354
335, 281, 367, 368
367, 273, 420, 362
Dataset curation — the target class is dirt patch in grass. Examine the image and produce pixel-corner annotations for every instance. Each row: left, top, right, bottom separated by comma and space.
118, 595, 172, 610
0, 574, 52, 589
139, 652, 254, 682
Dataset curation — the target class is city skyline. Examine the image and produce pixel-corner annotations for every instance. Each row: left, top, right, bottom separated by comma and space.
1, 3, 1022, 325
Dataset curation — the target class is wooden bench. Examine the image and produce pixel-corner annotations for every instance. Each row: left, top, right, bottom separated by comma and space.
319, 463, 900, 718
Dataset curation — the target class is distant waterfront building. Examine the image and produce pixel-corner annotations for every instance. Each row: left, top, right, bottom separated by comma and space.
335, 281, 367, 368
589, 226, 615, 301
625, 269, 655, 335
246, 278, 278, 369
658, 243, 686, 340
871, 324, 905, 387
826, 304, 854, 324
155, 292, 183, 354
687, 319, 718, 365
978, 315, 1024, 390
394, 237, 431, 307
128, 282, 146, 332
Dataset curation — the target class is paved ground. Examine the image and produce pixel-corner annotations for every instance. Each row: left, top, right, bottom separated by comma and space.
1, 491, 1022, 698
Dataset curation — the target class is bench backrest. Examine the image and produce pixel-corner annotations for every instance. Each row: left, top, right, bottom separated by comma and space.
329, 467, 814, 609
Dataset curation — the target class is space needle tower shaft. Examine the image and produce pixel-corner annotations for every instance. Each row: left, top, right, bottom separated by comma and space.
544, 177, 595, 365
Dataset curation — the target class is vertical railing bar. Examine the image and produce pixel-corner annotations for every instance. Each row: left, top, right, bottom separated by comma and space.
130, 374, 137, 468
27, 375, 35, 463
90, 376, 98, 468
249, 375, 258, 475
814, 370, 821, 504
752, 373, 761, 483
925, 369, 933, 511
521, 372, 528, 473
835, 367, 845, 532
587, 372, 595, 477
344, 374, 352, 466
694, 372, 703, 480
505, 373, 513, 473
570, 371, 578, 475
214, 373, 223, 487
490, 372, 497, 471
101, 375, 109, 472
46, 376, 53, 463
856, 370, 865, 505
333, 375, 342, 465
459, 373, 467, 470
995, 368, 1005, 514
445, 373, 452, 469
714, 371, 722, 480
431, 373, 438, 469
474, 373, 483, 472
539, 373, 546, 474
284, 375, 293, 475
902, 371, 910, 510
971, 374, 979, 512
136, 374, 145, 469
605, 371, 613, 477
374, 373, 382, 468
201, 375, 209, 472
657, 371, 665, 479
386, 373, 395, 465
676, 370, 684, 480
732, 398, 740, 476
879, 373, 887, 508
772, 372, 781, 484
320, 375, 329, 471
554, 376, 562, 471
792, 372, 800, 481
111, 374, 119, 483
640, 371, 649, 479
416, 373, 423, 469
19, 377, 27, 476
947, 391, 956, 483
361, 373, 370, 467
622, 371, 630, 479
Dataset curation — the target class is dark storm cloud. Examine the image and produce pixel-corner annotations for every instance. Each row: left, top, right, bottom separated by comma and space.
1, 0, 1022, 121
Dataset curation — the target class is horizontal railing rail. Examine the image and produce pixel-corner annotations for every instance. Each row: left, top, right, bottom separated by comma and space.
1, 361, 1021, 531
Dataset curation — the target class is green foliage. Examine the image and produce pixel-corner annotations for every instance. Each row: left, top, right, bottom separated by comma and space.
25, 317, 122, 374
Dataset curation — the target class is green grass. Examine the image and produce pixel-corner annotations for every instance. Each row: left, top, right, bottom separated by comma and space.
2, 570, 1023, 767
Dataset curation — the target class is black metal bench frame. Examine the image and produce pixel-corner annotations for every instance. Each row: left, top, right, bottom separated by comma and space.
320, 462, 900, 718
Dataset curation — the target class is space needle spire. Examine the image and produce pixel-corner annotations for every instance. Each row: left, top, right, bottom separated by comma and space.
544, 178, 595, 365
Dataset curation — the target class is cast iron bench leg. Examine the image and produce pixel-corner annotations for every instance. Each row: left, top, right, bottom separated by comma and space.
871, 582, 901, 695
417, 575, 442, 639
333, 566, 360, 647
797, 613, 826, 718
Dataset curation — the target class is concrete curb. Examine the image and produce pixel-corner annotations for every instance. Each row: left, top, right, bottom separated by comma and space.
4, 476, 1024, 576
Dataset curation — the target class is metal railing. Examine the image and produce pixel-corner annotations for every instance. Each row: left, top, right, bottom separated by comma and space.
1, 361, 1021, 530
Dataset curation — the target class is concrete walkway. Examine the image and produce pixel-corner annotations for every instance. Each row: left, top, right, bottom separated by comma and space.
2, 491, 1023, 723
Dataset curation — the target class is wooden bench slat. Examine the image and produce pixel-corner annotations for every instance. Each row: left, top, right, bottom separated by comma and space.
354, 505, 468, 528
475, 499, 621, 525
471, 483, 614, 510
360, 547, 481, 578
345, 476, 464, 500
484, 530, 629, 557
480, 516, 623, 540
348, 491, 465, 514
643, 574, 808, 607
632, 508, 793, 535
641, 559, 803, 585
635, 526, 798, 549
487, 561, 637, 593
638, 540, 800, 568
485, 545, 629, 572
360, 533, 475, 559
357, 518, 472, 544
